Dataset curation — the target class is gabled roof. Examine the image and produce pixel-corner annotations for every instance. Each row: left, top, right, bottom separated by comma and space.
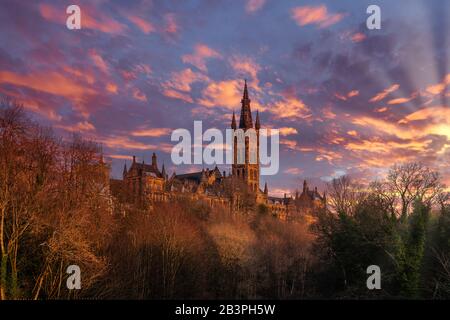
129, 162, 163, 178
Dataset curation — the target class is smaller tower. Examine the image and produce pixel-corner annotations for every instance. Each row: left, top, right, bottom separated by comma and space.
255, 110, 260, 130
161, 163, 166, 179
123, 163, 127, 180
152, 152, 157, 168
264, 182, 268, 195
231, 111, 237, 130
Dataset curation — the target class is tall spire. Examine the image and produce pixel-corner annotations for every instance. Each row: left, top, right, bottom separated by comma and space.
161, 163, 166, 179
231, 110, 237, 129
152, 152, 157, 168
264, 182, 268, 195
123, 163, 127, 179
255, 110, 260, 130
243, 79, 249, 100
239, 79, 253, 129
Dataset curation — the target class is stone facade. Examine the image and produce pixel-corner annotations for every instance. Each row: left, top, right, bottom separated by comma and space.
114, 81, 326, 220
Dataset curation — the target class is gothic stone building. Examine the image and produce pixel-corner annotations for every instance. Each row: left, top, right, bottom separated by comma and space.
117, 81, 325, 220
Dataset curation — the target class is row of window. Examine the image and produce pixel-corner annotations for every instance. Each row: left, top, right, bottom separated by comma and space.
235, 168, 258, 180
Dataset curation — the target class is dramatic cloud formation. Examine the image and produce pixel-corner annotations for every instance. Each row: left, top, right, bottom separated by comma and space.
0, 0, 448, 195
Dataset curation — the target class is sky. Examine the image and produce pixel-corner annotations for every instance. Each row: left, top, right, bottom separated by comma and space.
0, 0, 449, 196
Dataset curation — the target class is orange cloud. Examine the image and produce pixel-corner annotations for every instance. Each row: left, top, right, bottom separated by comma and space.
108, 154, 134, 160
106, 83, 118, 94
279, 127, 298, 136
351, 32, 366, 43
426, 74, 450, 95
369, 84, 400, 102
270, 96, 311, 120
163, 89, 193, 103
55, 121, 95, 132
229, 56, 261, 89
125, 15, 155, 34
0, 70, 95, 101
132, 88, 147, 102
182, 44, 221, 72
164, 68, 209, 92
376, 107, 388, 113
89, 50, 109, 74
335, 90, 359, 101
131, 128, 172, 137
387, 92, 418, 105
198, 80, 241, 110
291, 5, 345, 28
284, 167, 303, 175
348, 90, 359, 98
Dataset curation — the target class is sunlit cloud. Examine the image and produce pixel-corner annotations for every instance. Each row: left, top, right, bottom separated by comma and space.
351, 32, 366, 43
131, 128, 172, 137
0, 70, 95, 101
125, 14, 155, 34
163, 89, 193, 103
269, 96, 311, 120
164, 68, 209, 92
198, 79, 241, 110
106, 83, 118, 94
246, 0, 266, 13
284, 167, 303, 175
182, 44, 221, 72
387, 92, 418, 105
369, 84, 400, 102
291, 5, 346, 28
55, 121, 96, 132
89, 50, 109, 74
426, 74, 450, 95
132, 88, 147, 102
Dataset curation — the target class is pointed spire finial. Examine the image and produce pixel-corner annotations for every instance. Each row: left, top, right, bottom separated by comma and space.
161, 163, 166, 178
239, 79, 253, 129
123, 162, 127, 179
231, 110, 237, 129
152, 152, 157, 168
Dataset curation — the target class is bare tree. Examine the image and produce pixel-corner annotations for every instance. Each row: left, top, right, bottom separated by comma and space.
327, 175, 365, 216
387, 163, 441, 219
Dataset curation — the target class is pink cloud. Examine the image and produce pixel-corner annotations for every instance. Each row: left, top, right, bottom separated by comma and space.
291, 5, 346, 28
164, 13, 178, 34
182, 44, 221, 72
351, 32, 366, 43
125, 14, 155, 34
89, 50, 109, 74
246, 0, 266, 13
